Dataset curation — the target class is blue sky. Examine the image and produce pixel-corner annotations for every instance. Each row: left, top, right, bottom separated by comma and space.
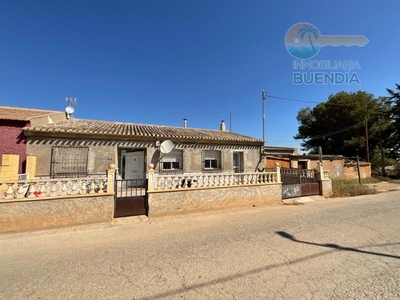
1, 1, 399, 151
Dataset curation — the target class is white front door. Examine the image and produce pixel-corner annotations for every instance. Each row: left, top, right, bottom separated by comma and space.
233, 152, 243, 173
125, 152, 145, 180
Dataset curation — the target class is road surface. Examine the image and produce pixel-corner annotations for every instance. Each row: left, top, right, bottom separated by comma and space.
1, 191, 399, 299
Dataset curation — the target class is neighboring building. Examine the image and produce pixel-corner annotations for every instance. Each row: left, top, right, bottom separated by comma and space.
263, 147, 371, 179
23, 118, 264, 179
263, 146, 299, 168
0, 106, 67, 178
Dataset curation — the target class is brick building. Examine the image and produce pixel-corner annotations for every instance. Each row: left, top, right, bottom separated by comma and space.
0, 106, 66, 178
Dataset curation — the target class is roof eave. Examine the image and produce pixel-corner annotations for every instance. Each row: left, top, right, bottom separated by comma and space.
24, 130, 263, 146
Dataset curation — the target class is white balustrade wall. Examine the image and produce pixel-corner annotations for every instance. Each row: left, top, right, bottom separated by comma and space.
0, 177, 108, 200
149, 171, 279, 192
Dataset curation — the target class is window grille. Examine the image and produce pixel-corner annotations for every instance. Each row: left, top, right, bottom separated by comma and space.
50, 146, 89, 178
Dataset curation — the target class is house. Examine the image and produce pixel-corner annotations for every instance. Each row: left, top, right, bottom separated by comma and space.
0, 106, 67, 180
0, 107, 335, 230
23, 118, 264, 179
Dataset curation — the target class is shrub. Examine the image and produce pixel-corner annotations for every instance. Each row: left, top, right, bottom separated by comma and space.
332, 179, 377, 197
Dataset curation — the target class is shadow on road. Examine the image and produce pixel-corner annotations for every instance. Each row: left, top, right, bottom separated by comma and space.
145, 236, 400, 300
275, 231, 400, 260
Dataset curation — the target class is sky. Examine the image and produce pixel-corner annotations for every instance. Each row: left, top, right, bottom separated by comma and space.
1, 0, 399, 151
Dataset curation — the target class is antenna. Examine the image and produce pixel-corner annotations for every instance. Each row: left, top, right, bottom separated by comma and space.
65, 97, 77, 119
160, 140, 174, 154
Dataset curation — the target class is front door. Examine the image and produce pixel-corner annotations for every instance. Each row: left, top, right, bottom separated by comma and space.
233, 152, 243, 173
125, 151, 145, 180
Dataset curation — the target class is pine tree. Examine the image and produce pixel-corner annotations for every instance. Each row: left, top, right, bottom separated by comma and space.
387, 84, 400, 158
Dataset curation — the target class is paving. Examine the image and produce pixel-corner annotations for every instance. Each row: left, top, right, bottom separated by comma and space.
365, 181, 400, 193
1, 189, 399, 299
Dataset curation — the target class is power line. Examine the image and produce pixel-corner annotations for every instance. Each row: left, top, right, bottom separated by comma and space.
307, 121, 364, 140
267, 94, 392, 109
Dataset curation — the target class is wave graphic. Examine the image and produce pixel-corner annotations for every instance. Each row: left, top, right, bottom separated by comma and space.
286, 45, 321, 59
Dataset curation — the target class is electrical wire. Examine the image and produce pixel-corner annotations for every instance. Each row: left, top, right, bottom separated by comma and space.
307, 121, 364, 140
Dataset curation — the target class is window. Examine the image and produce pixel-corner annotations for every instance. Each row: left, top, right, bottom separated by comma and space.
161, 150, 183, 171
50, 146, 89, 178
203, 150, 222, 170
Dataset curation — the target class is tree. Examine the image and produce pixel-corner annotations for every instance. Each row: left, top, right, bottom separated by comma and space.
387, 84, 400, 158
294, 91, 393, 160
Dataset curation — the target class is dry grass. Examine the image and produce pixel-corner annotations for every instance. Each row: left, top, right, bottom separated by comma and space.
332, 179, 377, 197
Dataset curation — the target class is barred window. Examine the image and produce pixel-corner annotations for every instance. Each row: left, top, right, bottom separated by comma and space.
50, 146, 89, 178
161, 150, 183, 171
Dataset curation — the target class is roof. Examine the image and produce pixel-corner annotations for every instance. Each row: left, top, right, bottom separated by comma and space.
24, 119, 263, 144
263, 146, 297, 155
0, 106, 63, 121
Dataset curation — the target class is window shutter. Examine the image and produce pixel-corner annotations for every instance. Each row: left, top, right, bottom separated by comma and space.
201, 150, 205, 170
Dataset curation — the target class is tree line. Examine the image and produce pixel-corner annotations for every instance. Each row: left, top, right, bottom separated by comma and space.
294, 84, 400, 171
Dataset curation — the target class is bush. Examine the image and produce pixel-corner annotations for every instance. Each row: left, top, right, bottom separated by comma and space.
332, 179, 377, 197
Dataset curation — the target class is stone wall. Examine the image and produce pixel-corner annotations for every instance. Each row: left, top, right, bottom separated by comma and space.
320, 179, 333, 197
0, 194, 114, 233
309, 159, 344, 179
147, 183, 282, 217
343, 163, 371, 179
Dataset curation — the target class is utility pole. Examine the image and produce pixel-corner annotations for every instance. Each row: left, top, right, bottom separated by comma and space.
365, 117, 369, 162
378, 116, 386, 177
262, 90, 266, 145
356, 155, 362, 185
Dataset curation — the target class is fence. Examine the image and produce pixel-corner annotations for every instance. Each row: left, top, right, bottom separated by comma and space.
0, 165, 116, 201
148, 165, 280, 192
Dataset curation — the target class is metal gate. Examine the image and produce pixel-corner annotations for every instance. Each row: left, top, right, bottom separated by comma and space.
281, 168, 320, 199
114, 179, 148, 218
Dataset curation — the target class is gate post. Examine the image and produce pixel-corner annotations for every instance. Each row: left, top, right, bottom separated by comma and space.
275, 163, 281, 183
148, 164, 155, 191
107, 163, 116, 193
318, 162, 324, 180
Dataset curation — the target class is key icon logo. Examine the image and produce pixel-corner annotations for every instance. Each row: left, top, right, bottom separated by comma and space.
285, 22, 369, 60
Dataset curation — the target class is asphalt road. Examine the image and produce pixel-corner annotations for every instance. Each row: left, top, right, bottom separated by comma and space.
1, 191, 400, 299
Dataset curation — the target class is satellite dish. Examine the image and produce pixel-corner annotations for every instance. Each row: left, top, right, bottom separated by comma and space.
65, 106, 75, 114
160, 140, 174, 154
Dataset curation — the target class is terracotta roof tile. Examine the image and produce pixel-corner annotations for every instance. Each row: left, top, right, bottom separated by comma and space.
25, 119, 263, 144
0, 106, 63, 121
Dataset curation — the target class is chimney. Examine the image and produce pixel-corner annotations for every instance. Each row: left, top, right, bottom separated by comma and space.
183, 118, 187, 128
220, 120, 226, 131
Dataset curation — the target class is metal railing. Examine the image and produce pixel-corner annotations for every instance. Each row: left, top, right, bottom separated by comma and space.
115, 179, 146, 198
280, 168, 319, 185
